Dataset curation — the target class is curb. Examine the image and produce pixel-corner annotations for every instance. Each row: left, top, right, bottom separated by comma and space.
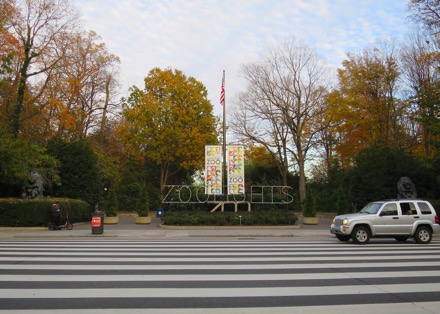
159, 224, 302, 230
0, 227, 47, 231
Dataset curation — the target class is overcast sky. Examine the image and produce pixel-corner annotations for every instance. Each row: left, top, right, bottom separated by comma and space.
71, 0, 411, 116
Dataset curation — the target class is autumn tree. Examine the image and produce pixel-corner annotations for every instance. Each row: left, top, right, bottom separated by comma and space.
5, 0, 79, 137
0, 0, 19, 67
120, 68, 218, 193
409, 0, 440, 39
232, 38, 330, 203
0, 0, 19, 127
400, 29, 440, 157
406, 2, 440, 154
329, 42, 406, 164
41, 30, 120, 141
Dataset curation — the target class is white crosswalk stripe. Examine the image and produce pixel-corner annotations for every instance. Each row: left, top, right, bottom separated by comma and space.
0, 239, 440, 313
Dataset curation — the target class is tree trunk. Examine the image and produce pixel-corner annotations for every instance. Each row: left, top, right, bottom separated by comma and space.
160, 161, 169, 196
298, 155, 307, 204
12, 53, 31, 137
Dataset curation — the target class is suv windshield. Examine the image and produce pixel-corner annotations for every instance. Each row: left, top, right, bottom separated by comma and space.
359, 202, 383, 214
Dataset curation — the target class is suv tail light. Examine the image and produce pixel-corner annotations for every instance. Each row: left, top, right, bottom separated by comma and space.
435, 215, 439, 224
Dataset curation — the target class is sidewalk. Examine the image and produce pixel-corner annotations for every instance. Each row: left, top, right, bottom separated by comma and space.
0, 215, 332, 239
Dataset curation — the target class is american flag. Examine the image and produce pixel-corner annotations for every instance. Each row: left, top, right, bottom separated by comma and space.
220, 71, 225, 106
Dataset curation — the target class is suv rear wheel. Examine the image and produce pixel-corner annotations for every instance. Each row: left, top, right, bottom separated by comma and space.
352, 226, 370, 244
414, 226, 432, 244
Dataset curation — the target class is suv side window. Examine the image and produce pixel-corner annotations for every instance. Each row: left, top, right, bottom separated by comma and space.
400, 202, 417, 215
380, 203, 398, 216
417, 202, 433, 215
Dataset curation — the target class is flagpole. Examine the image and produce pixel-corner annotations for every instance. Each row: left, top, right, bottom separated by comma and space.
221, 70, 226, 196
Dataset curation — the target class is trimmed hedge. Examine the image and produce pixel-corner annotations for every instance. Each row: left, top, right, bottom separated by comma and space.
0, 198, 93, 227
161, 210, 298, 226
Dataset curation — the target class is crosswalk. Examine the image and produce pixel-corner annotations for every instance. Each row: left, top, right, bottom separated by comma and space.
0, 238, 440, 313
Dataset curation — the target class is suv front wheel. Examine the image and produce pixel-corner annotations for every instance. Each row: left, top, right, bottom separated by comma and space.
352, 226, 370, 244
414, 226, 432, 244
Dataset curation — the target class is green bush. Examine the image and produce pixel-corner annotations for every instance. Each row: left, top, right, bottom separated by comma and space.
47, 139, 103, 206
0, 198, 93, 227
302, 191, 316, 217
161, 210, 298, 226
104, 188, 119, 217
117, 158, 141, 211
135, 186, 149, 217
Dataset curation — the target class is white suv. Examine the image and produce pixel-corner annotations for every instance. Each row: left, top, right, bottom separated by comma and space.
330, 199, 439, 244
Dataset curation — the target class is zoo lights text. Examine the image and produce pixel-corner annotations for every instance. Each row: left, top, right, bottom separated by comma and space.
162, 185, 294, 204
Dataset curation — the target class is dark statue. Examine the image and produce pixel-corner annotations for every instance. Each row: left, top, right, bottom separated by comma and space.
397, 177, 417, 199
22, 171, 43, 199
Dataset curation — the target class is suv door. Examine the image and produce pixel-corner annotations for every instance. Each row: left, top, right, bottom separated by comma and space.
376, 202, 402, 235
398, 201, 419, 234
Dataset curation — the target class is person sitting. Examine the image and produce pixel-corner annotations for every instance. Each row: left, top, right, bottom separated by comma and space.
51, 202, 61, 228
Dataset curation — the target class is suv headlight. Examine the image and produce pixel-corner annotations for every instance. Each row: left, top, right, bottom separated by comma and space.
343, 218, 349, 225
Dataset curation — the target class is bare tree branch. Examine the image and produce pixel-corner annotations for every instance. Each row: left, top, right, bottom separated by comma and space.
231, 38, 331, 202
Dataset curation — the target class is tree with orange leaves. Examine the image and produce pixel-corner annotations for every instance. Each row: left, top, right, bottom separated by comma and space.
0, 0, 19, 63
41, 30, 120, 141
120, 68, 218, 193
4, 0, 79, 137
328, 42, 405, 166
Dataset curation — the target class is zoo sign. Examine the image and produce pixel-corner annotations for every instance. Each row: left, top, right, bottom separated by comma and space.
227, 145, 244, 194
205, 145, 245, 195
205, 145, 223, 195
162, 185, 294, 204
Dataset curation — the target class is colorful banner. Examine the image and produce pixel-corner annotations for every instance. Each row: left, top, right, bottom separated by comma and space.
205, 145, 223, 195
227, 146, 245, 194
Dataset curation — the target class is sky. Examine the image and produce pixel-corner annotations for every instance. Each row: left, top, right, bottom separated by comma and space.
70, 0, 411, 116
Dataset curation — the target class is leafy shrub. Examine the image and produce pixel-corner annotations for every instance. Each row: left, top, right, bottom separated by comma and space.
302, 191, 316, 217
0, 198, 93, 227
117, 158, 141, 211
161, 210, 298, 226
47, 139, 102, 206
135, 186, 149, 217
104, 188, 119, 217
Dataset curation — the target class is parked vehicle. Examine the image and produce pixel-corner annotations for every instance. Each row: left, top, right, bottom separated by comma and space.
330, 199, 439, 244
